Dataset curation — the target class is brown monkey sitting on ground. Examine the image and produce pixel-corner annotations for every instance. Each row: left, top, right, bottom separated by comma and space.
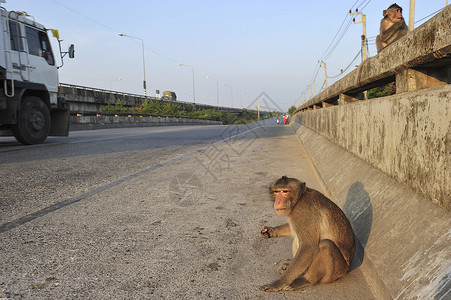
376, 3, 409, 53
260, 176, 355, 292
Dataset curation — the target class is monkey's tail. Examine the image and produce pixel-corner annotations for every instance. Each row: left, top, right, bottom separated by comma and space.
355, 57, 372, 86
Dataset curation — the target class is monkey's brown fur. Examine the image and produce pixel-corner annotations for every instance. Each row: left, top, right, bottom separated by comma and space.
376, 3, 409, 53
260, 176, 355, 292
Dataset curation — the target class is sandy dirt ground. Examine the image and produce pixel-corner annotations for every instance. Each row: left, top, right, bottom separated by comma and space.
0, 124, 375, 299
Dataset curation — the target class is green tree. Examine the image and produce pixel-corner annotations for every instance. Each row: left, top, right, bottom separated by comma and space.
288, 105, 296, 115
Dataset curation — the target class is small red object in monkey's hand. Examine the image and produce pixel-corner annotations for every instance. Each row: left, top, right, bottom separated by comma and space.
261, 227, 271, 238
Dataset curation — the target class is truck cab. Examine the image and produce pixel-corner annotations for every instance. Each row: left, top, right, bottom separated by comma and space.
0, 4, 74, 144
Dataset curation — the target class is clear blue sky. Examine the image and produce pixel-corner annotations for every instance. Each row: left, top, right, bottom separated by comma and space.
3, 0, 447, 111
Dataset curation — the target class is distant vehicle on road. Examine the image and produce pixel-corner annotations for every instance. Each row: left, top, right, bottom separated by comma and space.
162, 91, 176, 101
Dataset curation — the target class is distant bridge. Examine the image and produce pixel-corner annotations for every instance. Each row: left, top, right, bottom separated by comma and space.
58, 83, 253, 129
59, 83, 245, 114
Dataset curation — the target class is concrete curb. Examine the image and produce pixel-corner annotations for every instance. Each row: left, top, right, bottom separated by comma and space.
292, 123, 451, 300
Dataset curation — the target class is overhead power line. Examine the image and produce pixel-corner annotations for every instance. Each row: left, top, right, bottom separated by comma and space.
328, 50, 361, 79
319, 13, 353, 61
303, 0, 373, 97
50, 0, 181, 66
415, 7, 445, 24
357, 0, 372, 12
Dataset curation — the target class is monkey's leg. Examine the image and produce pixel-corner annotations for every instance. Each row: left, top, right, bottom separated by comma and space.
277, 260, 291, 274
289, 239, 349, 290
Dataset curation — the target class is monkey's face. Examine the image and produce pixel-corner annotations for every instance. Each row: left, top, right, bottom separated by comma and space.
386, 7, 403, 23
272, 189, 293, 216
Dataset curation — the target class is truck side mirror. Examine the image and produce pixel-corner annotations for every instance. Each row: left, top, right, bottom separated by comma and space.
68, 44, 75, 58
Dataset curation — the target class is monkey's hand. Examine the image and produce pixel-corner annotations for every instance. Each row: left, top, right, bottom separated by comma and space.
259, 280, 289, 292
261, 227, 277, 239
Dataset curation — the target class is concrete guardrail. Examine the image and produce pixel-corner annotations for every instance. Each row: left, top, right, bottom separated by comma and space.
69, 111, 222, 131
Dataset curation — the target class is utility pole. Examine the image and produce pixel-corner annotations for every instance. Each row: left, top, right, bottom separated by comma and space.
350, 9, 367, 61
350, 9, 368, 100
409, 0, 415, 31
319, 61, 328, 89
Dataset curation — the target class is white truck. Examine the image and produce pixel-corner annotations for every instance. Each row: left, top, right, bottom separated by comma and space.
0, 1, 74, 144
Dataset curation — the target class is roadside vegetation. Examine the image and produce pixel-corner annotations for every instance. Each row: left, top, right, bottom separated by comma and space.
367, 83, 395, 99
100, 99, 279, 125
288, 105, 296, 115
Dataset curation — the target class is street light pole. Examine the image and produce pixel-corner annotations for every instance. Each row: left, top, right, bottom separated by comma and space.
234, 89, 243, 108
206, 76, 219, 106
178, 64, 196, 105
118, 33, 147, 97
222, 83, 233, 107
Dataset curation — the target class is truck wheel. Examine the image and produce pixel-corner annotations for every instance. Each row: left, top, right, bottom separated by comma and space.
13, 96, 51, 145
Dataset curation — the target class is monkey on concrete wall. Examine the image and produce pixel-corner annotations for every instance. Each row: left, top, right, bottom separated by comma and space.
260, 176, 355, 292
376, 3, 409, 53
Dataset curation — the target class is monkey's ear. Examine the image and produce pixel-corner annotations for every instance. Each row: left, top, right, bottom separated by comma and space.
382, 9, 387, 16
299, 181, 307, 196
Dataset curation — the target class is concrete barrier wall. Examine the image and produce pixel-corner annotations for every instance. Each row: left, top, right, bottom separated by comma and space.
292, 123, 450, 300
293, 85, 450, 211
70, 114, 222, 131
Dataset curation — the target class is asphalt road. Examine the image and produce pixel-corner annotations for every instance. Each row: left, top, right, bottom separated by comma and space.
0, 122, 375, 299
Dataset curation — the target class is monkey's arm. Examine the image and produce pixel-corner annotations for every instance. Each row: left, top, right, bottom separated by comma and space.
379, 19, 407, 42
261, 223, 291, 238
